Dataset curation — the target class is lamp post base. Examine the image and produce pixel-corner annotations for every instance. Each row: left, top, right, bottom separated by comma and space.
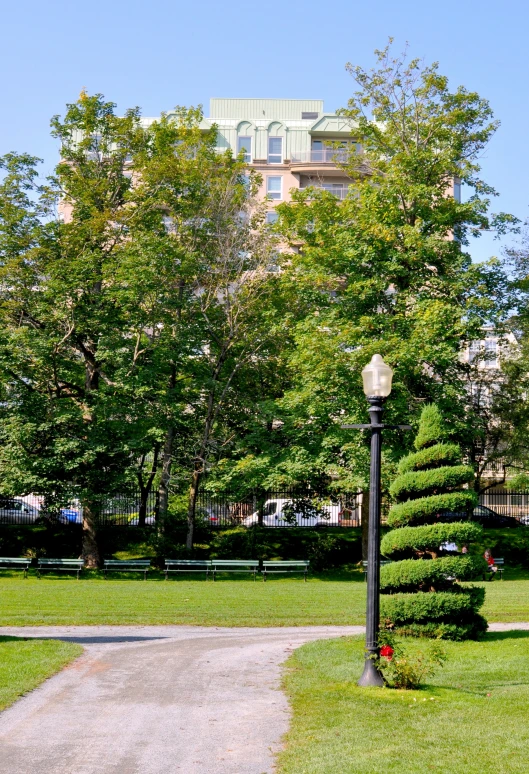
357, 656, 385, 687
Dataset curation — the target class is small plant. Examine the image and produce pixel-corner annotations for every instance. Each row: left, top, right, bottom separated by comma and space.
377, 634, 447, 689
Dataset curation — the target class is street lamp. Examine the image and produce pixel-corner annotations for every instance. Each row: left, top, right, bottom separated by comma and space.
342, 354, 408, 687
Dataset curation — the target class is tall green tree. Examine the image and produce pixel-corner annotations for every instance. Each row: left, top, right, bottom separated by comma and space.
0, 94, 278, 560
257, 43, 516, 510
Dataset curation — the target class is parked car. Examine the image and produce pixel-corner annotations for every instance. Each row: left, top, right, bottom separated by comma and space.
441, 504, 523, 528
58, 508, 83, 525
0, 498, 40, 524
243, 498, 342, 528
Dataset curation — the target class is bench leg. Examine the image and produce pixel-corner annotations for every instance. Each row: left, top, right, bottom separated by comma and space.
144, 571, 147, 581
164, 570, 168, 580
263, 571, 267, 582
304, 571, 307, 582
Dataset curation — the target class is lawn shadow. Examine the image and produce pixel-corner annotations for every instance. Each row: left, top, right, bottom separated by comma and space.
1, 635, 170, 644
484, 629, 529, 642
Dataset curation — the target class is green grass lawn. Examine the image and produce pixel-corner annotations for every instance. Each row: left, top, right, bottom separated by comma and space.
0, 637, 82, 711
277, 632, 529, 774
0, 571, 527, 627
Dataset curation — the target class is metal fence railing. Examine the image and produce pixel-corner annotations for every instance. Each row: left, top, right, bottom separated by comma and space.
0, 492, 158, 527
479, 491, 529, 523
195, 490, 362, 528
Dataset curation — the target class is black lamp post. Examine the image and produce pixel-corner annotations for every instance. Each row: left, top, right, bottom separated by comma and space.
342, 354, 409, 687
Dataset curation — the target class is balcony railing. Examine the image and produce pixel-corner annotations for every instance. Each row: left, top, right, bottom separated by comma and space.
300, 185, 348, 200
291, 149, 351, 164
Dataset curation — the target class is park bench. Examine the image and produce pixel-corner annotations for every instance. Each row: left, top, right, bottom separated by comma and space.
165, 559, 212, 580
37, 558, 84, 580
0, 557, 32, 578
211, 559, 259, 581
484, 557, 504, 581
362, 560, 392, 581
262, 560, 310, 582
103, 559, 151, 580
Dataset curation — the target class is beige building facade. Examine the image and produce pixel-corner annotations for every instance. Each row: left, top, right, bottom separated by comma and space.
171, 98, 355, 221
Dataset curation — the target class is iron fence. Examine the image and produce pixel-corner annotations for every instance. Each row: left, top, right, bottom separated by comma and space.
479, 490, 529, 523
0, 491, 158, 527
10, 487, 528, 528
196, 490, 362, 528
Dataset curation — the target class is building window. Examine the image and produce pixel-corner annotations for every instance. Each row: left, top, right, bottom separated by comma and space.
267, 177, 282, 200
302, 111, 319, 120
237, 136, 252, 163
268, 137, 283, 164
484, 339, 498, 367
266, 211, 279, 224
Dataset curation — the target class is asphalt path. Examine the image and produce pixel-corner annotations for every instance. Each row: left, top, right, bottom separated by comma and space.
0, 625, 363, 774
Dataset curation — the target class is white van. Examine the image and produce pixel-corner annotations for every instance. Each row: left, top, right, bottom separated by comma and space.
243, 498, 342, 528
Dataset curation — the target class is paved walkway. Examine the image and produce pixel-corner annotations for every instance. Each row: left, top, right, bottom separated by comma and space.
0, 623, 527, 774
0, 625, 363, 774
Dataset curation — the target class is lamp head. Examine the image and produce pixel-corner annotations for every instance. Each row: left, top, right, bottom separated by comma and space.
361, 354, 393, 398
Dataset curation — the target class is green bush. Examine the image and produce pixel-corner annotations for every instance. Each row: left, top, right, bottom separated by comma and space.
389, 465, 475, 501
387, 491, 476, 528
381, 522, 483, 559
382, 404, 486, 640
378, 636, 447, 689
397, 443, 462, 474
381, 587, 485, 623
306, 533, 340, 571
380, 556, 487, 592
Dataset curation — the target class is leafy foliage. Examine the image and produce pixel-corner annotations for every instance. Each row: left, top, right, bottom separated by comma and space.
382, 404, 486, 639
377, 634, 447, 689
381, 522, 483, 559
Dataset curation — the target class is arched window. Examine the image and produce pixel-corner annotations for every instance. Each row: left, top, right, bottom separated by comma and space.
267, 122, 283, 164
237, 121, 253, 162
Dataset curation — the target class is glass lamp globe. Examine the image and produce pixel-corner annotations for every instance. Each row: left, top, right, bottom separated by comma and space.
361, 354, 393, 398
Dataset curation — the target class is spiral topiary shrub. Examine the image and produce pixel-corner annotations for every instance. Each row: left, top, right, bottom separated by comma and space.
380, 404, 488, 640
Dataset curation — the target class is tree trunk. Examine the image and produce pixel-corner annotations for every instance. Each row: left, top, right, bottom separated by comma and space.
137, 447, 159, 528
157, 427, 175, 530
82, 501, 100, 568
361, 489, 370, 562
186, 465, 202, 551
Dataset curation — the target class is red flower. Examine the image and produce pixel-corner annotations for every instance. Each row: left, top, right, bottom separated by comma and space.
380, 645, 394, 660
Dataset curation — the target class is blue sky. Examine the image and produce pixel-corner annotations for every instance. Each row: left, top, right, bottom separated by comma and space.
2, 0, 527, 261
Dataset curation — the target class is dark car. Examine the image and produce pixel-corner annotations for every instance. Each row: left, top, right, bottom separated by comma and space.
442, 504, 523, 528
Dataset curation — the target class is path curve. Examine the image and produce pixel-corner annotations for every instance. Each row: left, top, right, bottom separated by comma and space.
0, 625, 362, 774
0, 623, 527, 774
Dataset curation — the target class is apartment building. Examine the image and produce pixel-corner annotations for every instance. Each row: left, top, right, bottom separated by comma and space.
181, 98, 354, 222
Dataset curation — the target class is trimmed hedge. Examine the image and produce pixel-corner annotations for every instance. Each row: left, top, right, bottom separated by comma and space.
382, 404, 486, 640
397, 443, 462, 474
389, 465, 475, 501
387, 491, 476, 529
381, 522, 483, 559
380, 556, 487, 592
380, 587, 486, 623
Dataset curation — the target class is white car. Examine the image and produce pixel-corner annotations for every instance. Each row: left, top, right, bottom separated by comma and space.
0, 498, 40, 524
243, 498, 342, 528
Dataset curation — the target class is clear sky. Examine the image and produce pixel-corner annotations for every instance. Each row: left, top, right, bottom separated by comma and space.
2, 0, 527, 261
